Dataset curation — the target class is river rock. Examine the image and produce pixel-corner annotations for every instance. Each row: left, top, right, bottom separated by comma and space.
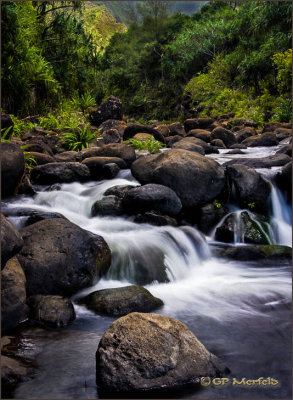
123, 124, 165, 143
210, 127, 236, 147
92, 195, 124, 216
2, 208, 66, 228
276, 162, 292, 200
184, 118, 215, 132
103, 184, 137, 198
227, 164, 271, 212
210, 138, 226, 148
1, 143, 25, 197
89, 96, 123, 127
1, 355, 33, 398
215, 212, 271, 244
172, 138, 205, 154
79, 285, 163, 316
26, 152, 55, 165
27, 295, 76, 328
131, 149, 226, 208
198, 202, 227, 235
276, 144, 292, 157
168, 122, 185, 137
153, 124, 170, 137
101, 128, 121, 144
274, 127, 292, 141
242, 132, 278, 147
54, 151, 79, 162
98, 119, 127, 137
165, 135, 183, 147
223, 154, 291, 169
234, 127, 255, 143
23, 136, 56, 156
186, 129, 211, 142
123, 183, 182, 216
18, 218, 111, 296
134, 211, 178, 226
227, 119, 257, 129
96, 312, 228, 394
1, 214, 24, 269
262, 122, 291, 133
78, 143, 136, 166
1, 257, 28, 333
82, 156, 125, 179
30, 162, 90, 184
213, 244, 292, 263
132, 133, 153, 142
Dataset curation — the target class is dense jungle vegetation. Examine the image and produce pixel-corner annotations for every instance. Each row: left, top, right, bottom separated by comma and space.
1, 1, 292, 133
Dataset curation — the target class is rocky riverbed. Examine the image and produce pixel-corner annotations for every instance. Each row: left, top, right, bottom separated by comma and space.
1, 98, 292, 399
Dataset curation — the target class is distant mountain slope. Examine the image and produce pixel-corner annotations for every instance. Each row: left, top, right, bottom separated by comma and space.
92, 1, 207, 24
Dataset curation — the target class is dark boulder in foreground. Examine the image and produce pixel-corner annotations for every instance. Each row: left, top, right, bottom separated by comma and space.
18, 218, 111, 296
79, 285, 163, 316
1, 257, 28, 333
131, 149, 226, 208
1, 143, 25, 197
123, 183, 182, 216
1, 214, 24, 269
227, 164, 271, 213
96, 312, 228, 394
31, 162, 90, 184
215, 212, 271, 245
89, 96, 123, 127
27, 295, 76, 328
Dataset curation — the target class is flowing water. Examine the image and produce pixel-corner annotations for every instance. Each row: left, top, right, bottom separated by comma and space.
3, 145, 292, 399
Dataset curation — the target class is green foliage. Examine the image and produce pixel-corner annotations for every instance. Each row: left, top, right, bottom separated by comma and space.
61, 126, 96, 151
248, 202, 256, 210
274, 98, 292, 123
70, 92, 96, 114
272, 49, 292, 95
22, 151, 37, 169
213, 200, 222, 209
125, 137, 164, 153
1, 126, 14, 142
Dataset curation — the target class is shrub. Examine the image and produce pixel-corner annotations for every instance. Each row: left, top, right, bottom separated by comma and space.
61, 126, 97, 151
125, 137, 164, 153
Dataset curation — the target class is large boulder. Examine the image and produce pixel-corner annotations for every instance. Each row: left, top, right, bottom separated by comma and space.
30, 162, 90, 184
184, 118, 215, 132
79, 285, 163, 316
186, 129, 211, 142
1, 143, 25, 197
131, 149, 226, 208
167, 122, 185, 137
17, 218, 111, 296
101, 128, 121, 144
98, 119, 127, 137
123, 183, 182, 216
1, 355, 33, 398
1, 257, 28, 333
92, 195, 124, 217
123, 124, 165, 143
27, 295, 76, 328
1, 214, 24, 269
96, 312, 228, 394
78, 143, 136, 167
223, 154, 291, 169
82, 157, 125, 179
227, 164, 271, 212
234, 127, 255, 143
89, 96, 123, 127
215, 212, 271, 245
242, 132, 278, 147
210, 127, 236, 147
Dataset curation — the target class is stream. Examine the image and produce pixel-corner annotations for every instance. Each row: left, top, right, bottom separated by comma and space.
3, 144, 292, 399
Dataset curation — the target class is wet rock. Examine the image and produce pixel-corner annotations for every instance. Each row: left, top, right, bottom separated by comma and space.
210, 127, 236, 147
123, 124, 165, 143
101, 128, 121, 144
89, 96, 123, 127
186, 129, 211, 142
230, 144, 247, 149
26, 152, 55, 165
1, 355, 34, 398
242, 132, 278, 147
165, 135, 183, 147
210, 138, 226, 148
234, 127, 255, 143
274, 128, 292, 141
79, 285, 163, 316
276, 162, 292, 200
54, 151, 79, 162
168, 122, 185, 137
78, 143, 136, 167
184, 118, 215, 132
223, 154, 291, 169
92, 195, 124, 216
27, 295, 76, 328
81, 157, 125, 179
23, 136, 56, 156
227, 119, 257, 130
123, 183, 182, 216
226, 149, 245, 155
98, 119, 127, 137
172, 137, 205, 154
276, 144, 292, 157
215, 212, 271, 245
1, 257, 28, 333
1, 143, 25, 197
31, 162, 90, 184
131, 149, 226, 208
134, 211, 178, 226
104, 184, 137, 199
262, 122, 291, 133
198, 202, 226, 235
1, 215, 24, 269
96, 312, 228, 394
227, 164, 271, 212
18, 218, 111, 296
212, 244, 292, 263
2, 208, 66, 228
